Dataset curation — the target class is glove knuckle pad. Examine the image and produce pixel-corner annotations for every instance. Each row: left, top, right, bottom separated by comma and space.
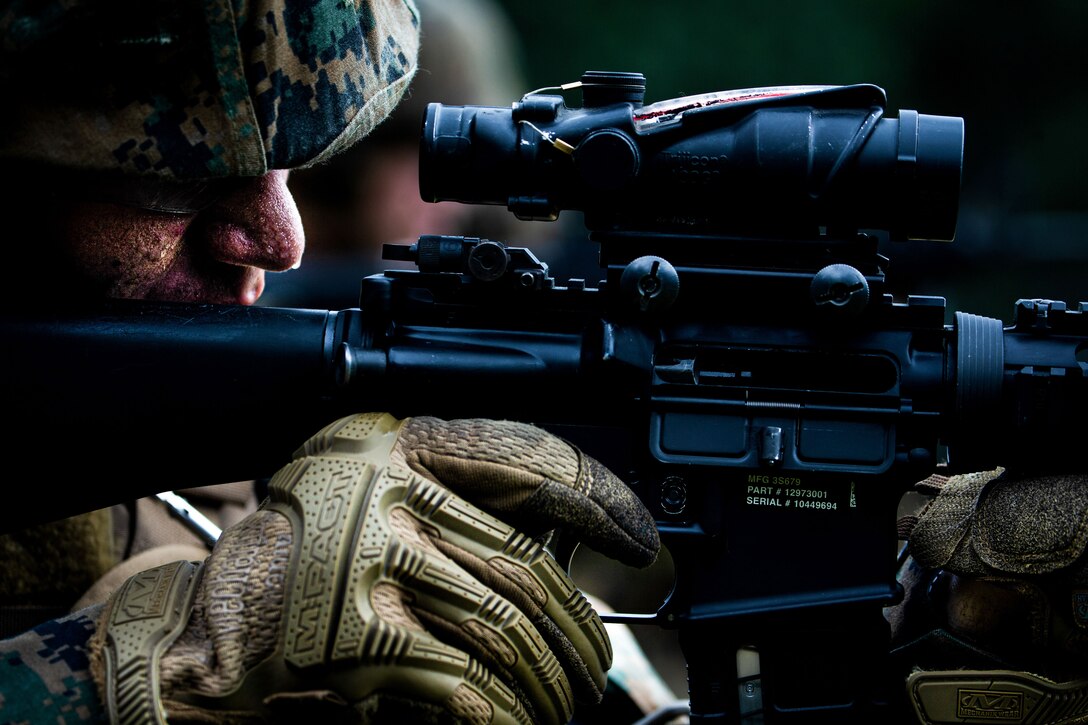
265, 419, 582, 723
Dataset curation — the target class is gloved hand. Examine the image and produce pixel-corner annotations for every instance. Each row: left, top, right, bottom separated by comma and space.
892, 468, 1088, 724
90, 413, 659, 724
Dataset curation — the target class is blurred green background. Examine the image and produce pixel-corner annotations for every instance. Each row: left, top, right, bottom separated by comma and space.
484, 0, 1088, 320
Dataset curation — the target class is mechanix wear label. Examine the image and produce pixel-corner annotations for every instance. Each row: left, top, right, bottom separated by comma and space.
957, 689, 1023, 720
114, 563, 186, 624
909, 670, 1088, 725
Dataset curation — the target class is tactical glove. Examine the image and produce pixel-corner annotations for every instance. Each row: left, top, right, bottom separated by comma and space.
892, 469, 1088, 724
90, 412, 660, 724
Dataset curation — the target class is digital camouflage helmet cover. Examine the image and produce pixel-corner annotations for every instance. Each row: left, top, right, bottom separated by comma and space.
0, 0, 420, 179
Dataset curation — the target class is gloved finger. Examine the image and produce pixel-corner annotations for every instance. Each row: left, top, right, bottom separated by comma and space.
390, 415, 660, 568
338, 625, 536, 725
375, 534, 575, 724
910, 468, 1088, 577
401, 473, 612, 706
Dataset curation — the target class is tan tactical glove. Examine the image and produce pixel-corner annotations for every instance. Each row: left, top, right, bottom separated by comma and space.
89, 413, 660, 724
893, 469, 1088, 725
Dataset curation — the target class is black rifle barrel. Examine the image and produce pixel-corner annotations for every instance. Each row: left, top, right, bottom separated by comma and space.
1, 300, 603, 527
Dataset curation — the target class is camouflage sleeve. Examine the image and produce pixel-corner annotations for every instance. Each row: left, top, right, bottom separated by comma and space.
0, 605, 104, 723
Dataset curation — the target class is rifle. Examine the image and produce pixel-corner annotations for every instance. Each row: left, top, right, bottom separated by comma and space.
4, 72, 1087, 722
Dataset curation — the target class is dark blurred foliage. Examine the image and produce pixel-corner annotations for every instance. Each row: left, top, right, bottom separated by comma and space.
490, 0, 1088, 319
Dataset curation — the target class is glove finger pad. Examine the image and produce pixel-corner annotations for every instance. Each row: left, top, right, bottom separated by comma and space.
974, 473, 1088, 574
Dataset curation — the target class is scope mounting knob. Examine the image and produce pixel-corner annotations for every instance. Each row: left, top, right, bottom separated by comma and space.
811, 264, 870, 316
621, 255, 680, 313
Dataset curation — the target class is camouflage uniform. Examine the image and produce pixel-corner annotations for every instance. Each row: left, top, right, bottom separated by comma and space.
0, 0, 418, 719
0, 607, 103, 723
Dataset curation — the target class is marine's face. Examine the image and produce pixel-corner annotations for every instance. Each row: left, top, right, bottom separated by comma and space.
51, 170, 304, 305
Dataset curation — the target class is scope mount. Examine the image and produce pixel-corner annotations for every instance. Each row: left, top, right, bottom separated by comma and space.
380, 228, 893, 323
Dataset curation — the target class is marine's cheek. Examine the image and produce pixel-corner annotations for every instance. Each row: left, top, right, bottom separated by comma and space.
58, 202, 192, 299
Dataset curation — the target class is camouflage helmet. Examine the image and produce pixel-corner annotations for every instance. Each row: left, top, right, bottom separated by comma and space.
0, 0, 419, 180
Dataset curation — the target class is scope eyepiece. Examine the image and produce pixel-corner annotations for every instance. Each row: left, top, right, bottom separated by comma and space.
420, 73, 964, 241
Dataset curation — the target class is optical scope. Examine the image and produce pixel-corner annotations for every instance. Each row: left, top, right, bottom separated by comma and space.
421, 71, 964, 241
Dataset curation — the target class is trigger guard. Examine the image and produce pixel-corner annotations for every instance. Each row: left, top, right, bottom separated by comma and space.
551, 529, 676, 627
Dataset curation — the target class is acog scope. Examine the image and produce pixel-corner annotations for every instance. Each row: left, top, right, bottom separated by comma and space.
420, 71, 964, 241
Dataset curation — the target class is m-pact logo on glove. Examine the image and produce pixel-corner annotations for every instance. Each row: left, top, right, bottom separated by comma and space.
957, 689, 1024, 720
116, 562, 187, 623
